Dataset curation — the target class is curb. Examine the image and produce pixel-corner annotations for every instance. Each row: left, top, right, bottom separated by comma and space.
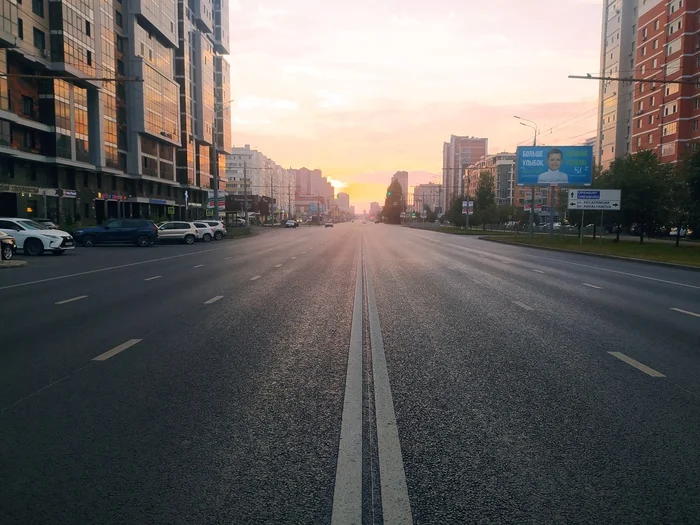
480, 236, 700, 273
0, 260, 27, 269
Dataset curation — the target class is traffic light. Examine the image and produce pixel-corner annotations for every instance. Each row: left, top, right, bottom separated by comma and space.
387, 191, 392, 196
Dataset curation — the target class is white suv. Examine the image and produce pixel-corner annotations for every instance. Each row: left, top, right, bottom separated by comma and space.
192, 221, 215, 242
0, 218, 75, 256
157, 221, 199, 244
201, 220, 227, 240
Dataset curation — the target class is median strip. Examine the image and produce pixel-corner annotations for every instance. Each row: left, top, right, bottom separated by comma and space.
93, 339, 143, 362
55, 295, 88, 305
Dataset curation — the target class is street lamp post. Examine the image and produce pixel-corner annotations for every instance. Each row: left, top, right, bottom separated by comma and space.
514, 116, 538, 236
212, 98, 235, 220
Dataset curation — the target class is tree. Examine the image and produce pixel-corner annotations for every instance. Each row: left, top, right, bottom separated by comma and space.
679, 145, 700, 240
596, 151, 674, 244
382, 178, 404, 224
423, 203, 438, 223
473, 171, 497, 229
447, 195, 466, 227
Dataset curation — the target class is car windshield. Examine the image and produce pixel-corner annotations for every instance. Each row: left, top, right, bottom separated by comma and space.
16, 219, 48, 230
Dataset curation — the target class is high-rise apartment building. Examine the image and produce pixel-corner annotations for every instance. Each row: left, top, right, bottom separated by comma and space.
596, 0, 640, 169
391, 171, 408, 200
413, 183, 442, 212
292, 167, 334, 217
631, 0, 700, 161
337, 191, 350, 211
465, 153, 516, 206
369, 201, 381, 216
441, 135, 488, 212
0, 0, 230, 222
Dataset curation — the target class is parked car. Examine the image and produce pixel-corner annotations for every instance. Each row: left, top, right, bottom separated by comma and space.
0, 218, 74, 256
157, 221, 199, 244
73, 218, 158, 247
325, 221, 334, 228
192, 222, 215, 242
201, 220, 227, 240
35, 218, 58, 229
285, 220, 297, 228
0, 230, 17, 260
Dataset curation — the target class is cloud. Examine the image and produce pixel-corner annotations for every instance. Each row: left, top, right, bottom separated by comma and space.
283, 65, 321, 77
317, 91, 347, 109
237, 96, 299, 112
326, 177, 349, 190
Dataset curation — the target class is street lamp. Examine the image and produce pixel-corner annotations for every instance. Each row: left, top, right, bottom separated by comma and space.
212, 98, 236, 220
514, 116, 539, 236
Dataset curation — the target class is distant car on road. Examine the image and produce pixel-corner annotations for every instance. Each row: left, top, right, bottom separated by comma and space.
325, 221, 334, 228
0, 230, 17, 260
361, 220, 367, 224
35, 218, 58, 229
73, 218, 158, 248
0, 217, 74, 256
285, 220, 297, 228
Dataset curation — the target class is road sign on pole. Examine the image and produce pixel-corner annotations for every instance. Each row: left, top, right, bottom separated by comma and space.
568, 189, 621, 210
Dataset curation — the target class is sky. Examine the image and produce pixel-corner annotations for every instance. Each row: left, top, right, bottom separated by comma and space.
227, 0, 604, 212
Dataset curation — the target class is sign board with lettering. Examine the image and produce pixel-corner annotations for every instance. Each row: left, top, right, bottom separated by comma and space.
516, 146, 593, 186
567, 189, 621, 210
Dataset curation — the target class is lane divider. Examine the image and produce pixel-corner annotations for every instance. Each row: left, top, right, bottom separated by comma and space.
55, 295, 88, 305
93, 339, 143, 362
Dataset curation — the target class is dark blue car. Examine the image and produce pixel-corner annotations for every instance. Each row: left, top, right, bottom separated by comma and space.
73, 218, 159, 247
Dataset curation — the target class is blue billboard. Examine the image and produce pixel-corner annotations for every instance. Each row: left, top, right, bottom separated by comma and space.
516, 145, 593, 186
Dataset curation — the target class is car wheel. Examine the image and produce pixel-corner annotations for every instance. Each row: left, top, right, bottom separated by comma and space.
203, 233, 212, 242
136, 235, 150, 247
82, 234, 96, 247
214, 231, 223, 241
184, 234, 195, 245
2, 244, 13, 261
24, 238, 44, 256
52, 250, 65, 256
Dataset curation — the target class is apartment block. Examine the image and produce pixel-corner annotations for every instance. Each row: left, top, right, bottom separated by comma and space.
0, 0, 231, 223
631, 0, 700, 161
441, 135, 488, 212
413, 183, 441, 213
596, 0, 640, 168
292, 166, 334, 217
465, 153, 516, 206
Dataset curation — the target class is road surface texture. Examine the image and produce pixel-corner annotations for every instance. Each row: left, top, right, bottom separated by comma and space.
1, 223, 699, 524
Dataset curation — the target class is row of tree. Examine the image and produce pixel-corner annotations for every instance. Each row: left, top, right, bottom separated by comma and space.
441, 148, 700, 243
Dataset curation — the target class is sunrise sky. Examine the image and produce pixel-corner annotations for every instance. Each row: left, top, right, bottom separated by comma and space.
227, 0, 604, 212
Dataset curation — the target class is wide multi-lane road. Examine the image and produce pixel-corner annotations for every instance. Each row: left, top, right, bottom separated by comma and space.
2, 223, 700, 524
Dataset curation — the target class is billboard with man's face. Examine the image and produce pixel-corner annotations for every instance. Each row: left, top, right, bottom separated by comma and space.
516, 146, 593, 186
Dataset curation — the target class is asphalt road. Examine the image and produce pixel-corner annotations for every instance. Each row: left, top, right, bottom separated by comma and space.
1, 223, 700, 524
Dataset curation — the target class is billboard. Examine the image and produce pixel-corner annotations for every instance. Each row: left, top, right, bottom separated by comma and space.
516, 146, 593, 186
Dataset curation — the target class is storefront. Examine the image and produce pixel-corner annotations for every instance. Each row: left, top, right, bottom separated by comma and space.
0, 184, 78, 223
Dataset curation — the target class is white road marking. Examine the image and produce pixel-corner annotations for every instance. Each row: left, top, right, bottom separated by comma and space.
144, 276, 161, 281
224, 256, 233, 260
534, 256, 700, 290
274, 264, 283, 268
513, 301, 534, 311
0, 246, 230, 291
204, 295, 224, 305
533, 270, 546, 274
55, 295, 88, 305
331, 242, 364, 525
670, 307, 700, 318
608, 352, 665, 377
250, 275, 261, 281
193, 264, 204, 268
93, 339, 143, 362
364, 248, 414, 524
302, 251, 307, 254
291, 256, 297, 260
582, 283, 603, 289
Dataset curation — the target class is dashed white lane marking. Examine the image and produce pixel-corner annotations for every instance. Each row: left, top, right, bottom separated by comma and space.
670, 307, 700, 318
250, 275, 261, 281
533, 270, 546, 274
608, 352, 666, 378
291, 256, 297, 260
204, 295, 224, 305
55, 295, 88, 305
582, 283, 603, 289
303, 251, 307, 254
193, 264, 204, 268
93, 339, 143, 362
224, 256, 233, 260
331, 242, 364, 525
274, 264, 283, 268
144, 276, 161, 281
513, 301, 534, 311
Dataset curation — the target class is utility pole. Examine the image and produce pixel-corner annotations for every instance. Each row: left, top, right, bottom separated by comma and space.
270, 171, 274, 226
465, 172, 470, 230
212, 105, 220, 220
243, 161, 249, 226
288, 176, 291, 221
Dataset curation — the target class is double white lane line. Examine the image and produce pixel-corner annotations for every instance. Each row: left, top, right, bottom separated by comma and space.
332, 241, 413, 524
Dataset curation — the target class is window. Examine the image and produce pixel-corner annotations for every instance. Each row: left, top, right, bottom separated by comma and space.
652, 58, 657, 68
663, 122, 678, 136
667, 37, 682, 56
648, 133, 653, 144
637, 137, 642, 147
653, 39, 658, 49
21, 95, 32, 116
85, 21, 90, 36
116, 59, 124, 74
23, 130, 34, 148
638, 101, 643, 112
695, 99, 700, 110
641, 64, 646, 74
642, 46, 646, 56
693, 120, 699, 132
638, 119, 642, 128
648, 115, 653, 124
650, 96, 655, 106
116, 36, 124, 51
115, 11, 122, 27
17, 18, 23, 39
31, 0, 43, 17
654, 20, 660, 30
643, 27, 647, 39
86, 50, 91, 66
32, 28, 45, 50
661, 143, 676, 156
